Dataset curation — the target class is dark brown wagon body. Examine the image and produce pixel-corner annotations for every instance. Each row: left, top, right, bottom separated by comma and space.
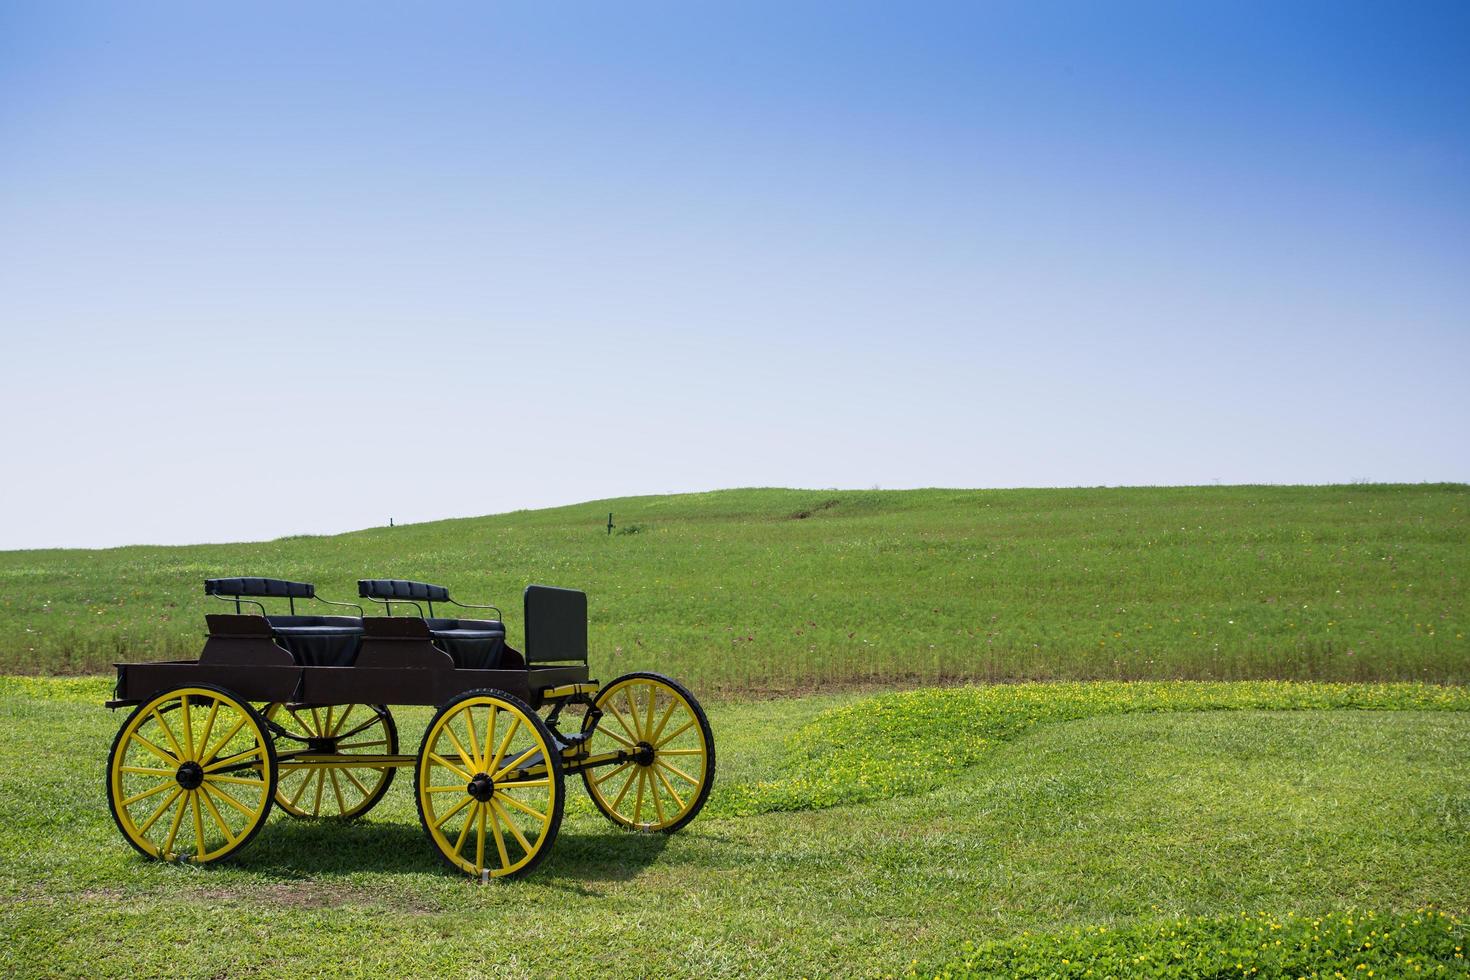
102, 578, 716, 879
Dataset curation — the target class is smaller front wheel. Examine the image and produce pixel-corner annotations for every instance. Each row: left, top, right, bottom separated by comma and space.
415, 689, 565, 879
581, 672, 715, 832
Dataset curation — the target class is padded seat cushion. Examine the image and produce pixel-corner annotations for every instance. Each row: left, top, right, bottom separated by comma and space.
266, 615, 364, 667
426, 617, 506, 670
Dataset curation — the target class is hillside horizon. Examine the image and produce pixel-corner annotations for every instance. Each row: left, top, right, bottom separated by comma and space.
6, 481, 1466, 555
2, 484, 1464, 689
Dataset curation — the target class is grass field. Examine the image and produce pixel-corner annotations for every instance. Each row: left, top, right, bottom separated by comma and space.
1, 484, 1465, 690
2, 679, 1467, 977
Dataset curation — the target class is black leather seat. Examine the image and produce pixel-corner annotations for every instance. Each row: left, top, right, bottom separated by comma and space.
266, 615, 364, 667
426, 617, 506, 670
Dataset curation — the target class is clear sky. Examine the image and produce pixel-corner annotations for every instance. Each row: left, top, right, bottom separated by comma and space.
2, 1, 1467, 550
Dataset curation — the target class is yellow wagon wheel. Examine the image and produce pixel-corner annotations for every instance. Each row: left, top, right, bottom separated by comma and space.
106, 685, 277, 863
265, 703, 398, 819
415, 689, 564, 879
581, 672, 715, 832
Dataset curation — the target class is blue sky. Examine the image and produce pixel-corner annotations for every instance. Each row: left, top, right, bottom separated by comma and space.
2, 1, 1466, 549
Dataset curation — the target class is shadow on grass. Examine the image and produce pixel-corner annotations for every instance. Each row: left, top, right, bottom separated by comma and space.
226, 817, 682, 884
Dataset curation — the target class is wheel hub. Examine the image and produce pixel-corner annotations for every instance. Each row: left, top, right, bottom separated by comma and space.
633, 741, 656, 766
466, 772, 495, 801
175, 761, 204, 790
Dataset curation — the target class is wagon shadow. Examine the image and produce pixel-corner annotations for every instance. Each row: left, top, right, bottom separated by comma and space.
541, 829, 671, 885
234, 819, 447, 877
228, 820, 681, 883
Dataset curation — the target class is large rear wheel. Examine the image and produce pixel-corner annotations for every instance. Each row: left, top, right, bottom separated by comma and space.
581, 672, 714, 833
415, 689, 564, 879
107, 685, 277, 863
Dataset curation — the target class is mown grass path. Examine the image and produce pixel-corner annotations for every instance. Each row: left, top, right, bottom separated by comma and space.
2, 484, 1465, 688
2, 679, 1466, 977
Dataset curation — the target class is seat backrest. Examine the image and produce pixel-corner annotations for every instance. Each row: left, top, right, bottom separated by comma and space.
358, 579, 450, 603
205, 577, 315, 599
523, 585, 587, 664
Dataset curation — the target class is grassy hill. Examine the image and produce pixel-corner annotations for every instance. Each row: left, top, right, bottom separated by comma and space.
1, 484, 1465, 690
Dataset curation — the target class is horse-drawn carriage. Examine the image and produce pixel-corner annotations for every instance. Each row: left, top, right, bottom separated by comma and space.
104, 577, 714, 879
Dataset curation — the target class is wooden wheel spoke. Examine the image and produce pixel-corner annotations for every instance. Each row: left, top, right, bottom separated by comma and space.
424, 784, 467, 793
191, 791, 207, 858
487, 802, 512, 870
203, 745, 263, 773
443, 726, 477, 775
633, 768, 647, 824
121, 765, 175, 777
463, 708, 482, 772
490, 716, 520, 774
481, 705, 499, 769
656, 758, 700, 786
329, 704, 355, 737
150, 708, 187, 762
334, 717, 379, 741
599, 725, 636, 749
658, 747, 705, 756
491, 798, 534, 855
656, 718, 696, 748
202, 716, 249, 766
496, 790, 548, 825
648, 768, 667, 825
138, 787, 183, 835
341, 767, 373, 798
287, 769, 314, 808
649, 699, 679, 746
194, 700, 221, 762
475, 801, 488, 872
433, 795, 474, 831
287, 707, 311, 738
328, 769, 348, 814
644, 683, 658, 743
127, 732, 179, 766
122, 780, 176, 807
451, 803, 477, 856
427, 753, 472, 782
311, 770, 326, 815
494, 745, 540, 781
206, 774, 265, 787
162, 790, 189, 856
179, 695, 195, 763
604, 701, 640, 744
610, 766, 638, 811
654, 766, 686, 811
592, 763, 632, 787
198, 784, 237, 845
623, 689, 644, 740
203, 781, 256, 818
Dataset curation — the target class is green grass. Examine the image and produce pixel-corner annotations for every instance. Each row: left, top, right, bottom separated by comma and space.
1, 484, 1466, 690
2, 679, 1468, 977
912, 909, 1469, 978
